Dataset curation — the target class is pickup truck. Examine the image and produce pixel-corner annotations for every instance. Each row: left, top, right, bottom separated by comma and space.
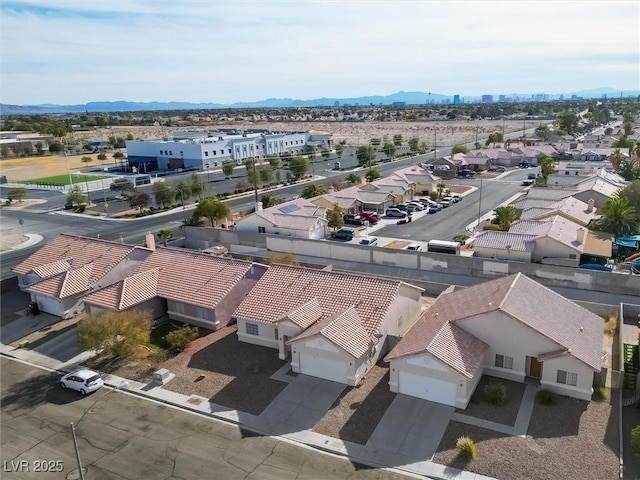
330, 228, 355, 241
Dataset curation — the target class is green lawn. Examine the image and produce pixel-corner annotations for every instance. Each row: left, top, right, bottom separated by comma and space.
27, 174, 110, 185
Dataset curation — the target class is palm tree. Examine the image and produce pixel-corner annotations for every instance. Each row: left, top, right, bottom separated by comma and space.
157, 229, 174, 247
345, 173, 361, 184
260, 193, 282, 209
538, 155, 556, 180
609, 149, 624, 171
492, 206, 520, 231
617, 158, 640, 181
436, 181, 447, 198
592, 196, 638, 237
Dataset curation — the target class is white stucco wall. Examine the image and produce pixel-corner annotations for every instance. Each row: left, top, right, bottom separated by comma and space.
540, 355, 596, 401
532, 237, 581, 263
473, 246, 532, 263
236, 318, 279, 350
380, 284, 423, 338
291, 335, 364, 385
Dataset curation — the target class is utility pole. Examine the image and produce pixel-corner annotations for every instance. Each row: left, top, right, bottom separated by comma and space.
433, 129, 437, 161
252, 158, 258, 204
476, 177, 483, 232
70, 423, 85, 480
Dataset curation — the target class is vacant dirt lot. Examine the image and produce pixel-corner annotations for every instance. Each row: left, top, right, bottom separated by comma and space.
1, 153, 117, 182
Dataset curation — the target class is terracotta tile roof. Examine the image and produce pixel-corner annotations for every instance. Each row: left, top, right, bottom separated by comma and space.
82, 268, 160, 310
131, 247, 253, 309
278, 297, 323, 328
384, 308, 489, 379
526, 188, 575, 201
251, 198, 327, 227
13, 233, 137, 285
508, 220, 548, 233
31, 259, 73, 279
233, 265, 407, 336
473, 231, 536, 252
27, 264, 94, 298
270, 213, 323, 230
288, 306, 371, 358
387, 273, 602, 372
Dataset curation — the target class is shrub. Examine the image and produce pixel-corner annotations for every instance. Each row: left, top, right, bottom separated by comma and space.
456, 436, 477, 460
165, 325, 199, 353
536, 389, 557, 405
603, 314, 618, 336
484, 383, 507, 405
631, 425, 640, 454
593, 387, 609, 401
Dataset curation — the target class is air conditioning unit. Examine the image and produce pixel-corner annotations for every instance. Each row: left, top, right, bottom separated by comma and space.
153, 368, 172, 384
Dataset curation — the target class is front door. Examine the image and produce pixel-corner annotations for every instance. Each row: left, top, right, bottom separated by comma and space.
529, 357, 542, 378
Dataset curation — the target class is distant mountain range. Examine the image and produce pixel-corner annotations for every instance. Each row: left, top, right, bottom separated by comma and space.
1, 88, 638, 114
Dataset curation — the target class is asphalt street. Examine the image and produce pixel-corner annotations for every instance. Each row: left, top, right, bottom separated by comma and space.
0, 357, 411, 480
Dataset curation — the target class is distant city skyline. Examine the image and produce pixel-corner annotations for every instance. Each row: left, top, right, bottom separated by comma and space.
2, 1, 639, 106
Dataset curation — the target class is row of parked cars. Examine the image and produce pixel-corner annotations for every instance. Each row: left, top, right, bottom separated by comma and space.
385, 194, 462, 218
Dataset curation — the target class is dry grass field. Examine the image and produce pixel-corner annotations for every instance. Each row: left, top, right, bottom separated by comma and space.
1, 153, 117, 182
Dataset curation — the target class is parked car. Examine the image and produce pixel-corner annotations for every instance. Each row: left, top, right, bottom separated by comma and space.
406, 202, 424, 212
359, 212, 379, 224
363, 210, 382, 218
417, 198, 433, 206
405, 244, 423, 251
343, 214, 365, 226
457, 169, 476, 178
427, 204, 440, 214
330, 228, 355, 240
393, 203, 408, 211
440, 198, 452, 208
385, 208, 408, 218
521, 180, 534, 186
60, 369, 104, 395
527, 173, 537, 180
519, 162, 530, 169
495, 166, 507, 173
450, 194, 461, 203
359, 237, 378, 246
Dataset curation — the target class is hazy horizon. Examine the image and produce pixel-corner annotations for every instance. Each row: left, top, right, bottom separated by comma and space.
2, 1, 639, 105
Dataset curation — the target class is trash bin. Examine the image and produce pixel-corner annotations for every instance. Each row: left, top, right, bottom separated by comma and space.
28, 302, 40, 316
333, 161, 341, 170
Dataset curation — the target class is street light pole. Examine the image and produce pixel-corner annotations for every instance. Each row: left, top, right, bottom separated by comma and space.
476, 177, 483, 232
433, 129, 437, 161
70, 423, 86, 480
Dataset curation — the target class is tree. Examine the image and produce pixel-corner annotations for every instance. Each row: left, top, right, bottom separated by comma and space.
288, 156, 309, 180
492, 205, 520, 231
194, 197, 230, 227
128, 191, 150, 212
592, 196, 638, 237
355, 145, 376, 167
126, 133, 135, 141
436, 181, 447, 198
557, 111, 579, 134
190, 173, 204, 199
35, 141, 44, 154
604, 127, 613, 136
326, 206, 344, 231
153, 181, 174, 208
370, 138, 381, 148
611, 138, 635, 151
305, 145, 317, 157
244, 158, 258, 186
97, 153, 107, 163
618, 180, 640, 213
7, 187, 27, 203
113, 151, 125, 160
67, 186, 87, 207
260, 193, 282, 209
451, 144, 469, 154
408, 137, 419, 153
258, 165, 274, 185
382, 142, 396, 159
365, 168, 380, 182
610, 149, 625, 171
267, 155, 281, 170
300, 183, 326, 199
418, 141, 429, 154
48, 141, 64, 153
81, 155, 93, 166
393, 134, 403, 147
539, 155, 556, 180
618, 158, 640, 181
534, 124, 552, 141
157, 229, 174, 246
173, 181, 191, 206
77, 310, 152, 358
321, 147, 331, 161
222, 160, 235, 179
335, 143, 344, 158
345, 173, 361, 184
486, 132, 504, 145
110, 178, 135, 195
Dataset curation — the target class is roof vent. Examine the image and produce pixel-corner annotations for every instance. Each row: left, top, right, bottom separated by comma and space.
579, 326, 584, 333
435, 312, 439, 316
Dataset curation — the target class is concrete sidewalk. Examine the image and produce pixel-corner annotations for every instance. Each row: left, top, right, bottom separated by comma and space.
0, 340, 496, 480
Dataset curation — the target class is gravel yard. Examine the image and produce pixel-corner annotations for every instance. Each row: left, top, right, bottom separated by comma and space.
313, 362, 396, 445
456, 375, 526, 426
434, 395, 619, 480
161, 326, 287, 415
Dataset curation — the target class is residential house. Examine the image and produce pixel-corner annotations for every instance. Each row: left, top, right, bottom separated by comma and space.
12, 233, 152, 318
83, 246, 266, 330
518, 196, 597, 226
385, 273, 603, 407
235, 198, 328, 239
312, 185, 397, 214
233, 265, 424, 385
362, 175, 415, 203
393, 166, 441, 195
432, 156, 463, 179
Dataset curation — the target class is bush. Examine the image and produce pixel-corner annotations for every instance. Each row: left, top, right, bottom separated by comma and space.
603, 314, 618, 336
484, 383, 507, 405
456, 436, 477, 460
536, 389, 557, 405
593, 387, 609, 402
631, 425, 640, 454
165, 325, 199, 353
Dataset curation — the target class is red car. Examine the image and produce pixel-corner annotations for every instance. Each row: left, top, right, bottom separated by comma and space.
359, 212, 380, 224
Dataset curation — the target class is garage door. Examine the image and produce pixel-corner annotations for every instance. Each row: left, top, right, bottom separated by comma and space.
299, 352, 348, 384
399, 371, 456, 406
34, 296, 62, 316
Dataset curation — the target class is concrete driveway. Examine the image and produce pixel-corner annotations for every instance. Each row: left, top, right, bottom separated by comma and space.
365, 394, 454, 462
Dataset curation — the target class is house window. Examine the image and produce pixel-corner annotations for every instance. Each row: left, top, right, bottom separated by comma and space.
196, 307, 208, 320
174, 302, 185, 314
213, 150, 217, 155
556, 369, 578, 386
495, 354, 513, 370
258, 226, 266, 233
246, 323, 259, 336
274, 328, 279, 340
204, 151, 208, 157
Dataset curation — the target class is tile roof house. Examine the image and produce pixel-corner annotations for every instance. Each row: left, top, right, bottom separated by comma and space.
312, 185, 397, 214
385, 273, 604, 407
235, 198, 328, 239
13, 233, 151, 318
83, 247, 266, 330
233, 265, 424, 385
519, 196, 597, 226
393, 166, 441, 195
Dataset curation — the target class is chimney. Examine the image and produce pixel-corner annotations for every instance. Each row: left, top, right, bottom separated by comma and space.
145, 233, 156, 251
587, 198, 594, 212
327, 186, 335, 194
576, 228, 585, 244
360, 177, 368, 185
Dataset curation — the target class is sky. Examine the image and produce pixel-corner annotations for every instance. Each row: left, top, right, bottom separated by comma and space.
1, 0, 639, 105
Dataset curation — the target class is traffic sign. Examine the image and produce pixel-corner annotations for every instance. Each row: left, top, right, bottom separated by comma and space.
104, 202, 109, 209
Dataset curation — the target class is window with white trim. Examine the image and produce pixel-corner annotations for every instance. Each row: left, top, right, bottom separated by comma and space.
274, 328, 279, 340
245, 323, 259, 336
556, 369, 578, 386
495, 354, 513, 370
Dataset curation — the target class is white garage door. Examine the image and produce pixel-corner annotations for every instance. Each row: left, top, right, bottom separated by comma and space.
34, 296, 62, 316
399, 371, 456, 406
299, 352, 348, 384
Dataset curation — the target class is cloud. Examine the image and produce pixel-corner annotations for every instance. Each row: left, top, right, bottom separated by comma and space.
1, 0, 638, 104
